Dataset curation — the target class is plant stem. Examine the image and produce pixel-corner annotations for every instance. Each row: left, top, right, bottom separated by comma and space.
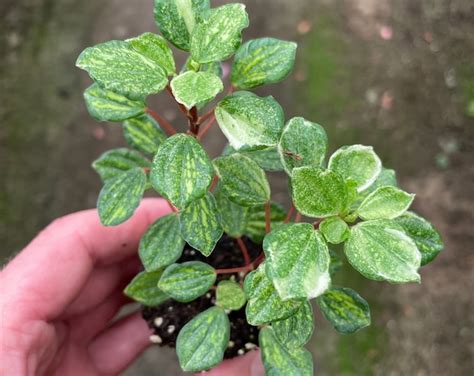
295, 211, 302, 223
236, 237, 251, 267
197, 114, 216, 140
145, 108, 176, 136
215, 252, 264, 275
198, 108, 215, 124
284, 204, 295, 223
166, 200, 178, 213
264, 201, 271, 233
209, 175, 219, 192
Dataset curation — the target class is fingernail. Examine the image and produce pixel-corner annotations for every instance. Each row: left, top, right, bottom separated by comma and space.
250, 350, 265, 376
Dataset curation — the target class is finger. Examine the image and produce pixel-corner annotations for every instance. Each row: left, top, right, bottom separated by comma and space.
203, 350, 264, 376
88, 311, 152, 375
2, 198, 170, 322
63, 256, 140, 317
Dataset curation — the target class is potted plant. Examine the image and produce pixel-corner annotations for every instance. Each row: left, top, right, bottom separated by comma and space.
76, 0, 444, 374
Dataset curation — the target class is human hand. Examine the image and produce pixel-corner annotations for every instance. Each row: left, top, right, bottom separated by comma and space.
0, 198, 264, 375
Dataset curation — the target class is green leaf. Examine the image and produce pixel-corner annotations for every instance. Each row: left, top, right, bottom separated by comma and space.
215, 91, 285, 150
139, 213, 185, 272
231, 37, 297, 90
154, 0, 210, 51
213, 154, 270, 206
223, 144, 284, 172
97, 168, 146, 226
127, 32, 175, 76
179, 193, 223, 256
395, 211, 443, 266
190, 3, 249, 63
123, 114, 166, 155
150, 134, 214, 209
263, 223, 330, 300
176, 307, 229, 372
319, 216, 350, 244
215, 280, 247, 310
76, 40, 168, 99
170, 71, 223, 109
357, 186, 415, 220
317, 287, 371, 334
291, 167, 348, 218
360, 167, 397, 199
329, 249, 343, 276
272, 301, 314, 348
278, 117, 328, 174
158, 261, 216, 302
344, 220, 422, 283
328, 145, 382, 192
124, 270, 169, 306
92, 148, 151, 183
181, 57, 223, 77
244, 202, 286, 243
214, 187, 249, 238
244, 263, 302, 326
259, 327, 313, 376
83, 84, 146, 122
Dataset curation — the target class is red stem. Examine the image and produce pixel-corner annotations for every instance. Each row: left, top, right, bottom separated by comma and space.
197, 114, 216, 140
264, 201, 271, 233
284, 205, 295, 223
145, 108, 176, 136
198, 109, 214, 124
209, 175, 219, 192
215, 252, 264, 275
236, 237, 251, 267
295, 212, 302, 223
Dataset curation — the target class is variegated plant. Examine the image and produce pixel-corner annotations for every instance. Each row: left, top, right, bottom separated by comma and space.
76, 1, 444, 374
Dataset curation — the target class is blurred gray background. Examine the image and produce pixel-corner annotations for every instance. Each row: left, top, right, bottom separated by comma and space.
1, 0, 473, 375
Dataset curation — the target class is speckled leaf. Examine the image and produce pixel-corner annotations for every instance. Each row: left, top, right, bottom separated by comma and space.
264, 223, 330, 300
139, 213, 185, 271
123, 114, 166, 155
278, 117, 328, 174
92, 148, 151, 183
181, 57, 223, 78
272, 301, 314, 348
244, 202, 286, 243
154, 0, 210, 51
317, 287, 371, 334
259, 327, 313, 376
328, 145, 382, 192
176, 307, 230, 372
124, 270, 169, 306
231, 37, 297, 89
320, 216, 350, 244
170, 71, 223, 109
216, 280, 247, 310
357, 186, 414, 220
223, 144, 284, 172
150, 134, 214, 209
345, 220, 422, 283
329, 249, 343, 276
291, 166, 348, 218
127, 32, 175, 76
190, 3, 249, 63
214, 187, 249, 238
84, 84, 146, 122
97, 168, 146, 226
215, 91, 285, 150
213, 154, 270, 206
158, 261, 216, 302
244, 263, 302, 326
179, 193, 223, 256
395, 211, 443, 266
360, 167, 397, 199
76, 40, 168, 99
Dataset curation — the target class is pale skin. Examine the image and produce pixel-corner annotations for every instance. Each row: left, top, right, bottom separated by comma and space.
0, 198, 264, 376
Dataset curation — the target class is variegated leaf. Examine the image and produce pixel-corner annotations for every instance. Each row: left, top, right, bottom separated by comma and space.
123, 114, 166, 155
170, 71, 223, 109
244, 263, 302, 326
345, 220, 422, 283
263, 223, 331, 300
92, 148, 151, 183
179, 193, 223, 256
223, 144, 284, 172
84, 84, 146, 122
215, 91, 285, 150
139, 213, 185, 272
231, 37, 297, 89
150, 134, 214, 209
319, 216, 350, 244
176, 307, 230, 372
215, 280, 246, 311
214, 187, 249, 238
97, 168, 146, 226
158, 261, 216, 302
244, 202, 286, 243
357, 186, 415, 220
154, 0, 210, 51
272, 301, 314, 348
317, 287, 371, 334
124, 270, 169, 306
76, 40, 168, 99
190, 3, 249, 63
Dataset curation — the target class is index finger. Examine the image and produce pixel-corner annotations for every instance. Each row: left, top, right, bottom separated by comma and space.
1, 198, 171, 322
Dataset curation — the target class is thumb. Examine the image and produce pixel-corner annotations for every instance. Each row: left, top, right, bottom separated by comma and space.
199, 350, 264, 376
